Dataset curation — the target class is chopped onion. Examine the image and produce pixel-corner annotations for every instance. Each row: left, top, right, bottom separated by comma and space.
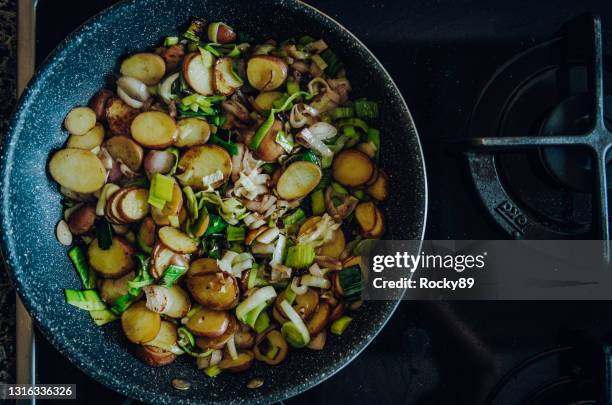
296, 127, 333, 158
257, 227, 280, 244
290, 277, 308, 295
160, 72, 180, 104
226, 334, 238, 360
309, 122, 337, 140
235, 286, 277, 322
301, 274, 331, 289
279, 300, 310, 345
270, 234, 286, 266
117, 76, 150, 102
251, 241, 276, 255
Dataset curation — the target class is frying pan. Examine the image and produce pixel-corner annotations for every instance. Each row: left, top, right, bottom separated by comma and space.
0, 0, 427, 402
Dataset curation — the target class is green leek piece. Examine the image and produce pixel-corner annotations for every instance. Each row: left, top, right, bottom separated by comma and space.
281, 322, 308, 348
109, 293, 138, 315
162, 265, 188, 287
331, 315, 353, 335
332, 106, 355, 120
247, 265, 260, 290
210, 134, 239, 155
148, 173, 174, 209
67, 246, 95, 289
337, 117, 369, 133
319, 48, 344, 77
354, 99, 380, 119
282, 208, 306, 227
204, 365, 222, 378
284, 245, 315, 268
89, 309, 118, 326
311, 54, 328, 70
367, 128, 381, 162
284, 283, 297, 305
287, 79, 301, 95
311, 190, 325, 215
164, 36, 179, 46
250, 91, 311, 151
254, 311, 270, 334
204, 214, 227, 236
331, 182, 349, 195
339, 265, 363, 302
226, 225, 246, 242
65, 289, 106, 311
343, 125, 358, 138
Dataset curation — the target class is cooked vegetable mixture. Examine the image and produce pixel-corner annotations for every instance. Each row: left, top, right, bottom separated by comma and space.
49, 18, 388, 376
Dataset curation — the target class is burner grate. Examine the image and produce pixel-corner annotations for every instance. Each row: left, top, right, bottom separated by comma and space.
465, 15, 612, 258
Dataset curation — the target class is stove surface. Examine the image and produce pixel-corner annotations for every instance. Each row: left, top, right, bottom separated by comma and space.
32, 0, 612, 404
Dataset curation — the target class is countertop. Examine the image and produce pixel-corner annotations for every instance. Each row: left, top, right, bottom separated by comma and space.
0, 0, 16, 385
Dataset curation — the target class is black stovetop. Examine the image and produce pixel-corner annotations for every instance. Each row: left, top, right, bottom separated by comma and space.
33, 0, 612, 404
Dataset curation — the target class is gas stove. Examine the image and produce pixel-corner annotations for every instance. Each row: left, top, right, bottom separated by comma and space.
15, 0, 612, 404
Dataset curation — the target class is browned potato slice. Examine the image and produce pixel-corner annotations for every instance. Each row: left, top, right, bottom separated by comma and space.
276, 161, 322, 200
98, 271, 136, 305
143, 285, 191, 318
214, 57, 243, 96
131, 111, 178, 149
66, 123, 105, 150
188, 258, 220, 277
191, 211, 210, 238
88, 236, 135, 278
317, 228, 346, 259
105, 136, 144, 171
187, 273, 239, 310
105, 97, 140, 136
255, 119, 285, 162
145, 320, 179, 352
49, 148, 106, 193
185, 307, 230, 338
120, 53, 166, 86
150, 243, 190, 279
234, 330, 255, 349
298, 216, 320, 236
67, 204, 96, 235
121, 301, 161, 344
245, 226, 268, 246
253, 91, 283, 113
158, 226, 198, 253
307, 303, 331, 335
367, 169, 389, 201
177, 144, 232, 190
272, 305, 288, 324
332, 149, 375, 187
329, 302, 345, 323
218, 350, 254, 372
138, 217, 156, 249
117, 188, 150, 223
135, 345, 176, 367
89, 89, 114, 121
254, 329, 288, 366
183, 52, 214, 96
355, 202, 378, 233
247, 56, 288, 91
365, 207, 385, 238
64, 106, 97, 136
176, 118, 211, 148
275, 288, 319, 321
161, 183, 183, 217
195, 314, 238, 350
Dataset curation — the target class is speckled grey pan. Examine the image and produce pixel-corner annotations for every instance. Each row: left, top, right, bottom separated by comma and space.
0, 0, 427, 403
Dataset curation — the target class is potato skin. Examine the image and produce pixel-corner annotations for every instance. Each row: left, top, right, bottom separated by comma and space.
185, 307, 230, 338
159, 44, 185, 72
89, 89, 114, 121
67, 204, 96, 235
135, 345, 177, 367
195, 315, 238, 350
105, 97, 140, 136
